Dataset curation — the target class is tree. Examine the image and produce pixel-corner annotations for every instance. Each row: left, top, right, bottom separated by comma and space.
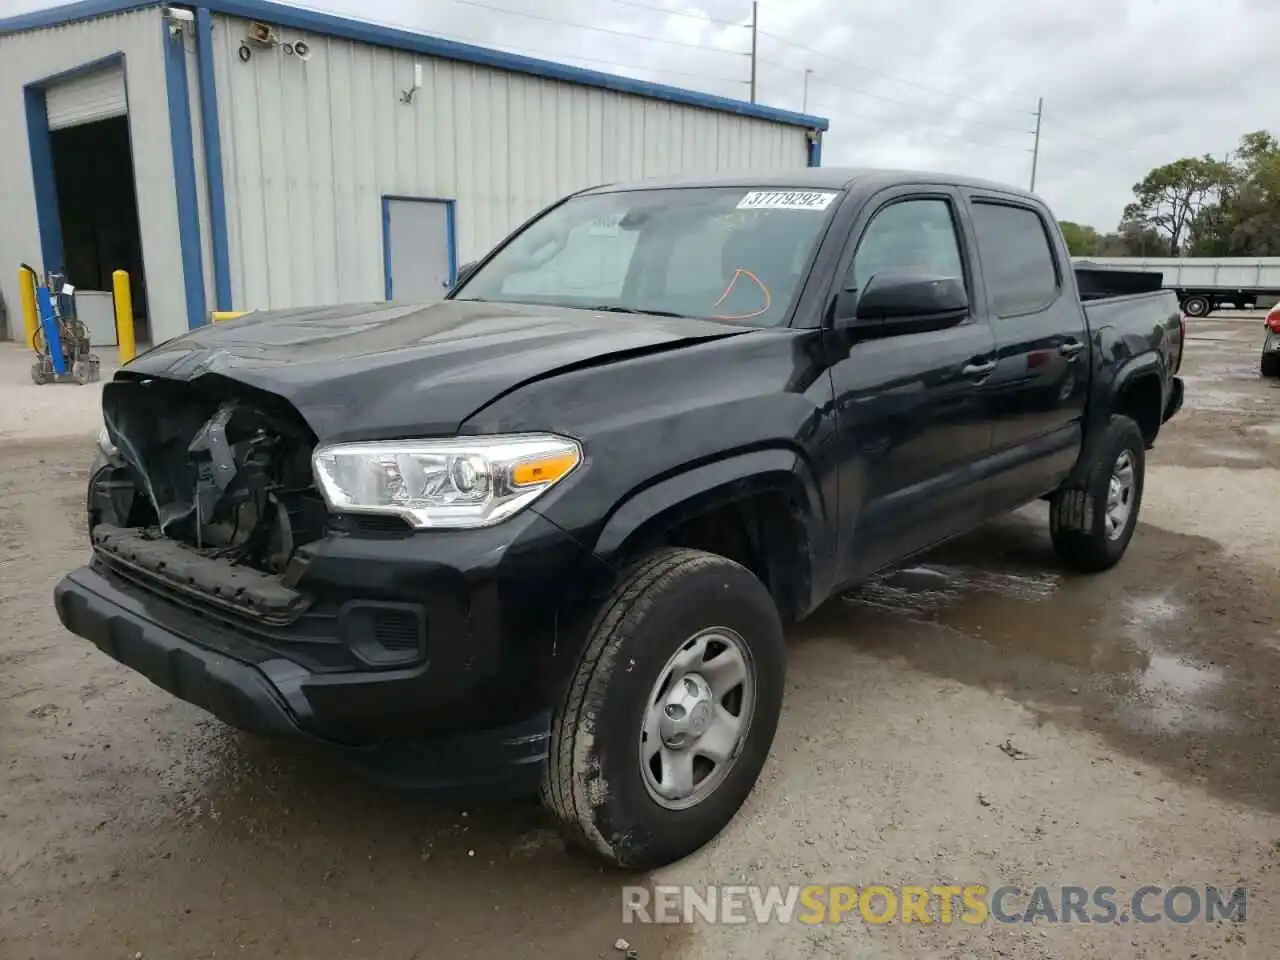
1182, 131, 1280, 256
1121, 157, 1235, 255
1058, 221, 1101, 256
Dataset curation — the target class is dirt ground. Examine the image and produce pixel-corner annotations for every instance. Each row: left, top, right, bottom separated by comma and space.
1, 317, 1277, 960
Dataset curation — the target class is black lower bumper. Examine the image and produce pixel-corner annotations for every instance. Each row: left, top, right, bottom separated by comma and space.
54, 565, 551, 798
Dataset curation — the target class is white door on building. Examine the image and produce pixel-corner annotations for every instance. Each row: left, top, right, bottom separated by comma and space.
45, 64, 127, 130
384, 198, 455, 302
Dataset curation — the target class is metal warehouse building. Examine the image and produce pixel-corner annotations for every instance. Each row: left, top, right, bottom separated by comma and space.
0, 0, 828, 346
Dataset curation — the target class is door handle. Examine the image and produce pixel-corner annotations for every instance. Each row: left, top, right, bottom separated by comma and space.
961, 359, 996, 378
1059, 340, 1084, 358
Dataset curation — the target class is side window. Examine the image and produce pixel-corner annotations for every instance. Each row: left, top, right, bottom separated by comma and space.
969, 201, 1059, 315
848, 198, 965, 291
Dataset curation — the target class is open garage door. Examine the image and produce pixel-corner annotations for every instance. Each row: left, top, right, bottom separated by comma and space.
46, 64, 126, 131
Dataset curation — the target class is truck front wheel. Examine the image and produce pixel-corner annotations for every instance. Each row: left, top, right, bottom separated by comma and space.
1049, 415, 1146, 573
541, 547, 786, 869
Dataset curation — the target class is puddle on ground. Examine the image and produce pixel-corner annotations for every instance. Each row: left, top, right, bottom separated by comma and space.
845, 563, 1058, 618
1115, 593, 1231, 734
1125, 653, 1230, 734
803, 512, 1280, 811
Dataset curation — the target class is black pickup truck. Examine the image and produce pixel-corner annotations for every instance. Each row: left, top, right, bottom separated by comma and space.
55, 168, 1184, 870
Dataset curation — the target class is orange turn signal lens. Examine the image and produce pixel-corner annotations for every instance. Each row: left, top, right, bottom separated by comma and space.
510, 450, 580, 488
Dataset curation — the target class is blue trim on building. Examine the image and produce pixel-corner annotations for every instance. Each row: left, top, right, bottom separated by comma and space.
161, 17, 208, 329
808, 134, 822, 168
23, 52, 128, 277
445, 202, 457, 285
23, 86, 63, 274
195, 7, 232, 311
382, 195, 459, 300
0, 0, 829, 131
381, 198, 393, 300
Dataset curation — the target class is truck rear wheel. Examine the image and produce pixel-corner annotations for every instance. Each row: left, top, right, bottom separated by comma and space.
1049, 415, 1145, 573
541, 547, 786, 869
1181, 295, 1211, 317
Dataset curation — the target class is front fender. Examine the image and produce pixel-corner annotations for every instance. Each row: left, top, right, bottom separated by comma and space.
582, 446, 834, 616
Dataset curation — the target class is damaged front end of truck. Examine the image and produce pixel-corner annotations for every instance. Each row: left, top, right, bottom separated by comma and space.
90, 373, 328, 624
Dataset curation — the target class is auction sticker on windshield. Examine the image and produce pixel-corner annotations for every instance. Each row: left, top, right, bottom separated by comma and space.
737, 190, 837, 211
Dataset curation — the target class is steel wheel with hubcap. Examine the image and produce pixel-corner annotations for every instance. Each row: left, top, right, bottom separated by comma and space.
640, 626, 755, 811
1104, 450, 1135, 540
541, 548, 786, 870
1050, 414, 1146, 572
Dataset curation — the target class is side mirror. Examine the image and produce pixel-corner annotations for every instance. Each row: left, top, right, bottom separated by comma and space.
837, 272, 969, 333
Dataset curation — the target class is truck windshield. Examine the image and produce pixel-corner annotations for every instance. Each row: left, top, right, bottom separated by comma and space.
453, 186, 840, 326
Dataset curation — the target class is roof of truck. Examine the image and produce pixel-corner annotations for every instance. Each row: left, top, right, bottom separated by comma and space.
583, 167, 1037, 197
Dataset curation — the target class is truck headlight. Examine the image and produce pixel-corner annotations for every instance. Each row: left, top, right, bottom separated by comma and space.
311, 434, 582, 529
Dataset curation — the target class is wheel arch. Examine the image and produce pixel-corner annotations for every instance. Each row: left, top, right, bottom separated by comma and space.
591, 447, 830, 622
1108, 357, 1165, 448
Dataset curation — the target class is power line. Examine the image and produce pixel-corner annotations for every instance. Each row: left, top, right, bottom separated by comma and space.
599, 0, 749, 29
805, 100, 1030, 154
757, 29, 1034, 116
436, 0, 748, 56
283, 0, 752, 86
790, 67, 1037, 136
433, 29, 749, 84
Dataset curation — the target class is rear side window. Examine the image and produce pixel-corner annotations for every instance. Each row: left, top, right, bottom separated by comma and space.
970, 201, 1059, 315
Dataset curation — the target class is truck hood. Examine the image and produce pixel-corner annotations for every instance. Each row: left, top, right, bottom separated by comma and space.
122, 300, 749, 441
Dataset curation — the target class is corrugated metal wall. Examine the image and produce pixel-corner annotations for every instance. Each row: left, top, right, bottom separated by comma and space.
0, 8, 189, 343
207, 14, 811, 311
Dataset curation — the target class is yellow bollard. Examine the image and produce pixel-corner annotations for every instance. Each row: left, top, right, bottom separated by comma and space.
19, 268, 39, 350
112, 270, 136, 363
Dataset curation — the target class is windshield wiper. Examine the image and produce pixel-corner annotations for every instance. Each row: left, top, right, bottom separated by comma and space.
587, 305, 691, 319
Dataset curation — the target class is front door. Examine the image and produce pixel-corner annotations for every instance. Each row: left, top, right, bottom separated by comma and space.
826, 189, 998, 582
384, 198, 456, 302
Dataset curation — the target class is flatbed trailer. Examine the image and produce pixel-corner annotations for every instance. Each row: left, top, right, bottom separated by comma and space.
1071, 256, 1280, 316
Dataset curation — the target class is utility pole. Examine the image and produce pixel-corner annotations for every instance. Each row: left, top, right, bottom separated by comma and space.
749, 1, 758, 104
802, 67, 812, 113
1029, 96, 1043, 192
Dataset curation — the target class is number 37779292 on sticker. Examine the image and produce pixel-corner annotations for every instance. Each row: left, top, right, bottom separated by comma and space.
736, 190, 838, 211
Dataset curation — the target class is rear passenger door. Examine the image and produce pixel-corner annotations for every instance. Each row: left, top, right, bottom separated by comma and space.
963, 195, 1088, 504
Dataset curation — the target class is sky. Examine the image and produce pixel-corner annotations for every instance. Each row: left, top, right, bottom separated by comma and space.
3, 0, 1277, 230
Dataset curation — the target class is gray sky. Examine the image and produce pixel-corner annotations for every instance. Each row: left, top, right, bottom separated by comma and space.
6, 0, 1276, 230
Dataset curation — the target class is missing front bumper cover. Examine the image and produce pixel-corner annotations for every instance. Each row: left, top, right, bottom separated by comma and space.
92, 523, 312, 625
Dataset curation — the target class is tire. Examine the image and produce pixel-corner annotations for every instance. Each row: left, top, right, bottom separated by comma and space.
1182, 295, 1211, 317
1262, 352, 1280, 378
1049, 415, 1145, 573
541, 547, 786, 870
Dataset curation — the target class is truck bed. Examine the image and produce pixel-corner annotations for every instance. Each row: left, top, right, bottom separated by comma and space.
1074, 265, 1165, 301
